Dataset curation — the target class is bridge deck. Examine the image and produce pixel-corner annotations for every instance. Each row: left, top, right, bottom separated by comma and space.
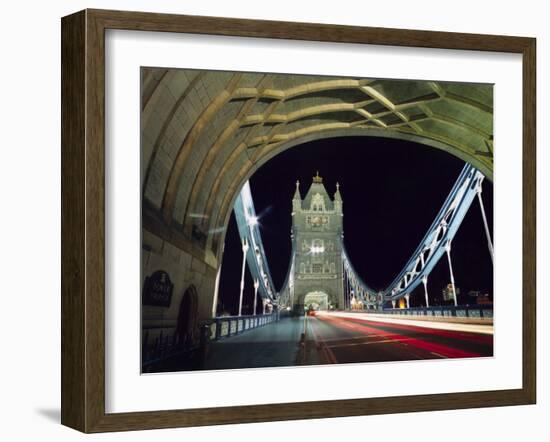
153, 313, 493, 372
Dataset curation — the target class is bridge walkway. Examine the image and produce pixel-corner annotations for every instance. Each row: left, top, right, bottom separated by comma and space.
203, 316, 320, 370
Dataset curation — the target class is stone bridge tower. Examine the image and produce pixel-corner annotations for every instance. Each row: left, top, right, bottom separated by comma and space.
290, 172, 344, 312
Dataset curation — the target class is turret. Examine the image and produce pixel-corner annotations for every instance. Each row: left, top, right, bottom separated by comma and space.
334, 182, 343, 213
292, 180, 302, 213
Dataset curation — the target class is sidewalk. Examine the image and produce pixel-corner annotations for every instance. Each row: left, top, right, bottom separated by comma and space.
203, 316, 307, 370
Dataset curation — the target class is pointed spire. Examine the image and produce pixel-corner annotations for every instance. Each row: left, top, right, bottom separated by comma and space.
334, 181, 342, 201
293, 180, 301, 200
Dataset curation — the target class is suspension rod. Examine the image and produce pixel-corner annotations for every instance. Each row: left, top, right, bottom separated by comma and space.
477, 184, 494, 264
445, 241, 458, 307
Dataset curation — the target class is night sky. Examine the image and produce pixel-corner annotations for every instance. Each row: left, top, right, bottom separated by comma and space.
217, 136, 493, 315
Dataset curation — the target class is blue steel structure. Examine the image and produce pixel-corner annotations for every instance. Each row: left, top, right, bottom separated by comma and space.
233, 164, 488, 310
383, 164, 485, 305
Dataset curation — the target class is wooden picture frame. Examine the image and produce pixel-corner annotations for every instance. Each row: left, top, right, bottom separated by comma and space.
61, 8, 536, 433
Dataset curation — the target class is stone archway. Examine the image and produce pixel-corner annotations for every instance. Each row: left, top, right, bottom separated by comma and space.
175, 285, 199, 347
303, 291, 330, 311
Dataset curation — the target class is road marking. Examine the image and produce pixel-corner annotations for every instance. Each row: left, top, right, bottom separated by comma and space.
308, 318, 338, 364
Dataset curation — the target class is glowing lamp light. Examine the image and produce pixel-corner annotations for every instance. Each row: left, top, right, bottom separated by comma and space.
247, 215, 259, 226
311, 245, 325, 254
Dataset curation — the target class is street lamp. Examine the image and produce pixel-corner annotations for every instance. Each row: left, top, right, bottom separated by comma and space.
422, 275, 430, 307
238, 237, 249, 316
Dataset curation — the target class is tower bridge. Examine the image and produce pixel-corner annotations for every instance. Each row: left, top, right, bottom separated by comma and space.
140, 70, 494, 372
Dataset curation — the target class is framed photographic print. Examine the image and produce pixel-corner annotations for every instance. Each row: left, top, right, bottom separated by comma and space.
61, 9, 536, 433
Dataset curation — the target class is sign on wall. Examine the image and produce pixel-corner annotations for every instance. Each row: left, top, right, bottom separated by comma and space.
142, 270, 174, 307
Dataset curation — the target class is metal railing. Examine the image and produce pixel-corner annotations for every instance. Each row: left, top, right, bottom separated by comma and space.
207, 312, 279, 340
141, 312, 280, 371
382, 305, 493, 319
141, 327, 203, 371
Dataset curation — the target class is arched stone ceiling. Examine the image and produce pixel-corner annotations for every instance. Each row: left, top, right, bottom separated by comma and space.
141, 68, 493, 267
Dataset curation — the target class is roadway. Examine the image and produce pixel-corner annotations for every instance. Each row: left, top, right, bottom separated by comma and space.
306, 311, 493, 364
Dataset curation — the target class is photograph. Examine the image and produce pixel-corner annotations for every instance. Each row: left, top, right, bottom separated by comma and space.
140, 69, 495, 373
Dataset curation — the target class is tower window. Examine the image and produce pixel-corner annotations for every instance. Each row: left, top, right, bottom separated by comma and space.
311, 193, 325, 212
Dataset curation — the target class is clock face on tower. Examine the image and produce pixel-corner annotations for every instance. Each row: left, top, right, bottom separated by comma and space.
308, 215, 328, 227
311, 215, 322, 226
